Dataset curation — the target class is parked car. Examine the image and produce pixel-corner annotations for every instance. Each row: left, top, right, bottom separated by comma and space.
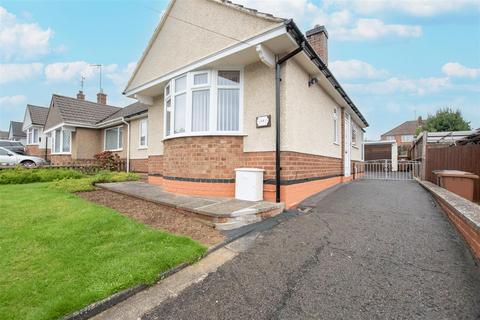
0, 140, 25, 154
0, 147, 46, 167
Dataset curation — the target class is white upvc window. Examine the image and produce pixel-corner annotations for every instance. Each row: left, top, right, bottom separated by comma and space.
104, 126, 123, 151
164, 69, 243, 139
139, 118, 148, 148
401, 134, 414, 142
333, 107, 339, 144
52, 128, 71, 154
27, 127, 40, 145
352, 124, 357, 146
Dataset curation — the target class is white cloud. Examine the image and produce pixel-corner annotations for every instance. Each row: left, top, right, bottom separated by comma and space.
0, 95, 27, 106
330, 59, 388, 79
345, 76, 450, 95
0, 6, 53, 60
0, 63, 43, 84
105, 62, 137, 91
442, 62, 480, 79
44, 61, 116, 83
324, 0, 479, 17
332, 18, 422, 41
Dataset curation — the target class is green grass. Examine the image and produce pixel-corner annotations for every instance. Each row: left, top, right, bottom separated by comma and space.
50, 171, 140, 193
0, 183, 206, 320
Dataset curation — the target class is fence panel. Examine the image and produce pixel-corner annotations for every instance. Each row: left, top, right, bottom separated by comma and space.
358, 160, 420, 181
425, 144, 480, 202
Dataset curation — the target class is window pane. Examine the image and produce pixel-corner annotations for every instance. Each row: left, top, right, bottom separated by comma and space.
192, 90, 210, 132
194, 73, 208, 85
106, 129, 118, 150
174, 93, 186, 134
62, 131, 70, 152
28, 130, 32, 144
217, 88, 239, 131
118, 127, 123, 149
333, 119, 338, 142
218, 71, 240, 86
33, 129, 39, 143
166, 99, 171, 136
140, 120, 147, 146
54, 130, 61, 153
175, 76, 186, 92
165, 84, 170, 97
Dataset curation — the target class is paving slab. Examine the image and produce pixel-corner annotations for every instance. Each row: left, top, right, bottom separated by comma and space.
96, 182, 283, 220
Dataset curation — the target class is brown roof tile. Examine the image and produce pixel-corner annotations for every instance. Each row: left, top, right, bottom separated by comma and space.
382, 120, 425, 136
27, 104, 49, 125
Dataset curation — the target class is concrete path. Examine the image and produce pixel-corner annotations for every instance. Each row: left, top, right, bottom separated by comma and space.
142, 180, 480, 320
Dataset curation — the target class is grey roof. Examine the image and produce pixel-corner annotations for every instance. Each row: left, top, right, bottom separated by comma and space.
382, 120, 425, 136
100, 101, 148, 123
10, 121, 26, 138
27, 104, 49, 125
52, 94, 121, 126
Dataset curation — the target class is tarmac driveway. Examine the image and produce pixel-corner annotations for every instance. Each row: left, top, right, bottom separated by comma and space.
143, 180, 480, 320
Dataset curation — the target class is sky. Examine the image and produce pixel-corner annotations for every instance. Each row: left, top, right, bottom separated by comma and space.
0, 0, 479, 139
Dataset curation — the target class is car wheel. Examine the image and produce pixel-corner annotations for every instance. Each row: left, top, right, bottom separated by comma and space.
21, 160, 36, 168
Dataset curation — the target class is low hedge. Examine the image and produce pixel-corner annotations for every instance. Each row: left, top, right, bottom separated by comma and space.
0, 167, 85, 185
51, 171, 140, 193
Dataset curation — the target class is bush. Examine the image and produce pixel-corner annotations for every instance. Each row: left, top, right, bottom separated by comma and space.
50, 171, 139, 193
0, 167, 85, 185
94, 151, 122, 171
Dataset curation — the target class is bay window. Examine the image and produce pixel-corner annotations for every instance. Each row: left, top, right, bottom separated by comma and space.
105, 126, 123, 151
52, 128, 71, 154
164, 69, 242, 138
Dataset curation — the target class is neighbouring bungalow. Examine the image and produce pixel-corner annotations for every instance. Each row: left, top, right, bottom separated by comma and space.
122, 0, 368, 207
8, 121, 27, 145
22, 104, 50, 159
43, 91, 148, 172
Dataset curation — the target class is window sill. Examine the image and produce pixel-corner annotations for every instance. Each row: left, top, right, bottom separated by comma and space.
333, 142, 340, 146
138, 146, 148, 150
162, 132, 247, 141
105, 148, 123, 152
51, 152, 71, 155
26, 143, 40, 146
352, 145, 359, 149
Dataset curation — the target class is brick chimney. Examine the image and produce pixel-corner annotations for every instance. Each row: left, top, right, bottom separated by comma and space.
306, 25, 329, 65
417, 116, 423, 126
97, 91, 107, 105
76, 90, 85, 100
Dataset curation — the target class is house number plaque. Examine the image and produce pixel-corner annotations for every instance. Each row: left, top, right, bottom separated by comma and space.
256, 115, 271, 128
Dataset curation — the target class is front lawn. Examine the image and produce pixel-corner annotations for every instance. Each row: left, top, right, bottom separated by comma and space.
0, 182, 206, 320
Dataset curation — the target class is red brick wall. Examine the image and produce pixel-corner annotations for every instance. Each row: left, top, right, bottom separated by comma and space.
50, 155, 73, 165
130, 159, 148, 173
25, 145, 50, 160
163, 136, 243, 180
161, 136, 342, 183
148, 155, 163, 175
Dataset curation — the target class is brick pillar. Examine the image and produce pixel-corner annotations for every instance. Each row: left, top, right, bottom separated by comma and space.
97, 92, 107, 105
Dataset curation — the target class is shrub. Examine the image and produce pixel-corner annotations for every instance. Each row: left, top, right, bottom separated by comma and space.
0, 167, 85, 185
94, 151, 122, 171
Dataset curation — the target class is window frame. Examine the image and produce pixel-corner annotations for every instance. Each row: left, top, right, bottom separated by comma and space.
351, 124, 357, 147
138, 118, 148, 149
51, 128, 71, 154
333, 107, 339, 145
163, 68, 244, 140
401, 134, 414, 142
104, 125, 124, 152
27, 127, 40, 145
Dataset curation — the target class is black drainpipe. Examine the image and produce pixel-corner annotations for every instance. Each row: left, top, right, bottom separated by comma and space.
275, 42, 304, 203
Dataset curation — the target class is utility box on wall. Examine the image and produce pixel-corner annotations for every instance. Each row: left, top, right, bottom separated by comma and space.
235, 168, 264, 201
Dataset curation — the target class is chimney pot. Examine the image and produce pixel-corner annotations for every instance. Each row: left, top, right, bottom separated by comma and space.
76, 90, 85, 100
97, 92, 107, 105
306, 25, 329, 65
417, 116, 423, 126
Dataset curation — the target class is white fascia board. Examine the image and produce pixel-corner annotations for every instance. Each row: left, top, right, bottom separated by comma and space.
44, 122, 90, 133
124, 24, 288, 97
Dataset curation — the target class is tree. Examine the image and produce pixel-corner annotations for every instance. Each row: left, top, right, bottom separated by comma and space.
415, 108, 471, 135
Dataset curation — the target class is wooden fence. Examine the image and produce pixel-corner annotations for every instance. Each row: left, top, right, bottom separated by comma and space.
425, 144, 480, 202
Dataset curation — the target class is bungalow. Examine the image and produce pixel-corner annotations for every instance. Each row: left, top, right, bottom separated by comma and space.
8, 121, 27, 145
22, 104, 50, 159
43, 91, 148, 172
123, 0, 368, 207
